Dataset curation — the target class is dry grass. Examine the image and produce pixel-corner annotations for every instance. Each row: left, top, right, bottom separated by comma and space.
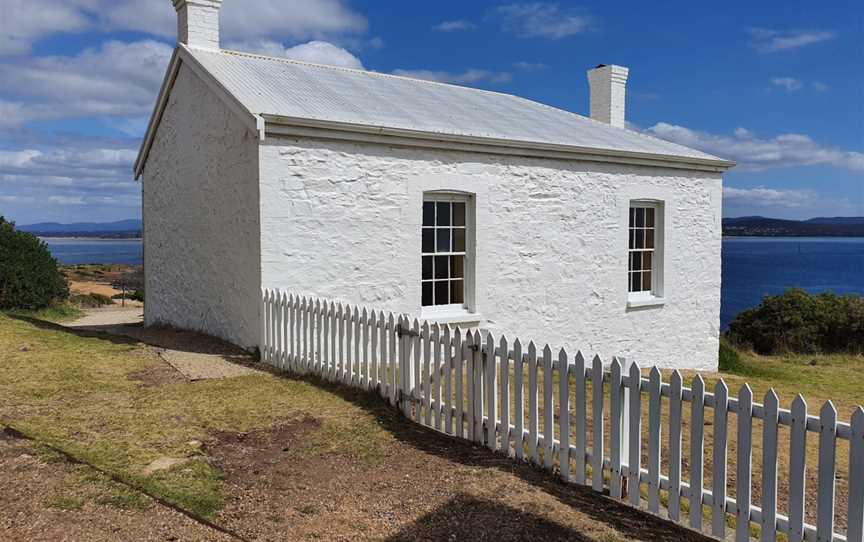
0, 313, 391, 518
2, 311, 859, 539
410, 346, 862, 537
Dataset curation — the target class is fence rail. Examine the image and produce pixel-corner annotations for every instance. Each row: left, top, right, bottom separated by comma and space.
261, 290, 864, 542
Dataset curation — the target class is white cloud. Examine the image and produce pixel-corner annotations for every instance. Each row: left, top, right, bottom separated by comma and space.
0, 0, 91, 55
748, 28, 836, 53
226, 40, 364, 69
433, 20, 476, 32
812, 81, 830, 92
0, 135, 141, 222
647, 123, 864, 172
513, 61, 548, 70
48, 195, 86, 206
0, 0, 368, 55
0, 195, 35, 204
723, 186, 860, 218
0, 147, 138, 180
723, 187, 815, 209
496, 3, 591, 39
392, 69, 512, 85
770, 77, 802, 92
0, 40, 173, 126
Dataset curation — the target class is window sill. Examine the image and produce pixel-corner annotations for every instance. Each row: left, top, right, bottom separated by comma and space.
420, 310, 484, 326
626, 296, 666, 309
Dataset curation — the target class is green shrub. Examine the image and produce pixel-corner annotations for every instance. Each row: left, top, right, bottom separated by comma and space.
111, 289, 143, 302
70, 293, 114, 308
0, 217, 69, 310
718, 337, 742, 371
726, 288, 864, 355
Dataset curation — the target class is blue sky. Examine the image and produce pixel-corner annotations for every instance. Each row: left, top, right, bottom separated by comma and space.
0, 0, 861, 225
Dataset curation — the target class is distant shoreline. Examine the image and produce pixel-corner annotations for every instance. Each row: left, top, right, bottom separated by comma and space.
40, 237, 143, 241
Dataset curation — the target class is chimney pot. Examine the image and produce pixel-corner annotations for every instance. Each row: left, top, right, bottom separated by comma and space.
587, 64, 629, 128
172, 0, 222, 49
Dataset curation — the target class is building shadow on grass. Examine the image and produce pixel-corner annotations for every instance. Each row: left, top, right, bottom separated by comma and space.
5, 314, 252, 361
266, 370, 713, 542
386, 493, 595, 541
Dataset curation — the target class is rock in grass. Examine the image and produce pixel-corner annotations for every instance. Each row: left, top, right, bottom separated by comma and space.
142, 457, 187, 475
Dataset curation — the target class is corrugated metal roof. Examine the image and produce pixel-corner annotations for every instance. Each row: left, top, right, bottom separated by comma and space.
186, 46, 729, 166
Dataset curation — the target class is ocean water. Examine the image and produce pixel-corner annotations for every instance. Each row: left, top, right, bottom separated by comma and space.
42, 236, 864, 327
42, 238, 143, 266
721, 237, 864, 329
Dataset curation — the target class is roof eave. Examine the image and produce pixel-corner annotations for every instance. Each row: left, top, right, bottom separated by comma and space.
260, 114, 736, 173
134, 48, 182, 179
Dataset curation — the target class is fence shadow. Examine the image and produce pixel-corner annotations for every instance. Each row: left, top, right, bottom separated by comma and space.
385, 493, 595, 541
267, 369, 713, 542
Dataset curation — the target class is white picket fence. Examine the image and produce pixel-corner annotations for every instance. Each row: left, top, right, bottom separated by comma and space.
260, 290, 864, 542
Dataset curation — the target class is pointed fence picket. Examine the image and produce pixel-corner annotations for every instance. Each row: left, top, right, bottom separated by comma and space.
260, 290, 863, 542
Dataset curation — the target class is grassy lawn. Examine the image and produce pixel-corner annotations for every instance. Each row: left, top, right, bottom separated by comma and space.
5, 302, 84, 323
666, 346, 861, 536
1, 310, 859, 539
0, 313, 391, 519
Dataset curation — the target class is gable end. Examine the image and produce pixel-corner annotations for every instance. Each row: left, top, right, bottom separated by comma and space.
134, 45, 264, 180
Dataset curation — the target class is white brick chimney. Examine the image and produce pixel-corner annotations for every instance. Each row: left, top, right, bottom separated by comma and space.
587, 64, 629, 128
172, 0, 222, 49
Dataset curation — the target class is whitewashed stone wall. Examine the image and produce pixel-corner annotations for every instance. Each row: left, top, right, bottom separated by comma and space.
143, 64, 260, 349
259, 137, 723, 371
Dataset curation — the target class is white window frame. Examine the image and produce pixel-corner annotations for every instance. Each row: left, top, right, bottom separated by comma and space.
421, 191, 475, 319
627, 199, 666, 308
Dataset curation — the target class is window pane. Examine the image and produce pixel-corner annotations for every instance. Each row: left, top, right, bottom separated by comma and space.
453, 202, 466, 227
450, 280, 464, 304
643, 270, 652, 292
423, 201, 435, 227
436, 202, 451, 226
453, 228, 465, 252
629, 272, 639, 292
629, 252, 640, 272
422, 228, 434, 253
436, 228, 451, 252
434, 256, 449, 279
629, 207, 636, 228
634, 229, 644, 249
645, 229, 654, 249
422, 256, 433, 280
646, 208, 655, 228
629, 229, 635, 250
434, 281, 449, 305
422, 282, 433, 306
643, 251, 653, 272
635, 207, 645, 227
451, 256, 464, 278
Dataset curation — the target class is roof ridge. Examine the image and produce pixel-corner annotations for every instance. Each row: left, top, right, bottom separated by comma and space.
521, 96, 721, 160
194, 46, 523, 100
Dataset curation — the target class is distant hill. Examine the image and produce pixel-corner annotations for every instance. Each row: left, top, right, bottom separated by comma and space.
19, 219, 142, 238
804, 217, 864, 226
724, 216, 864, 237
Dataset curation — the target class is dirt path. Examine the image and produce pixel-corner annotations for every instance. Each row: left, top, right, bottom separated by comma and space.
67, 308, 261, 380
66, 306, 144, 328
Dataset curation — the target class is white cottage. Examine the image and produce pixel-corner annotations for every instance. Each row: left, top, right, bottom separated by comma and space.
135, 0, 734, 370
